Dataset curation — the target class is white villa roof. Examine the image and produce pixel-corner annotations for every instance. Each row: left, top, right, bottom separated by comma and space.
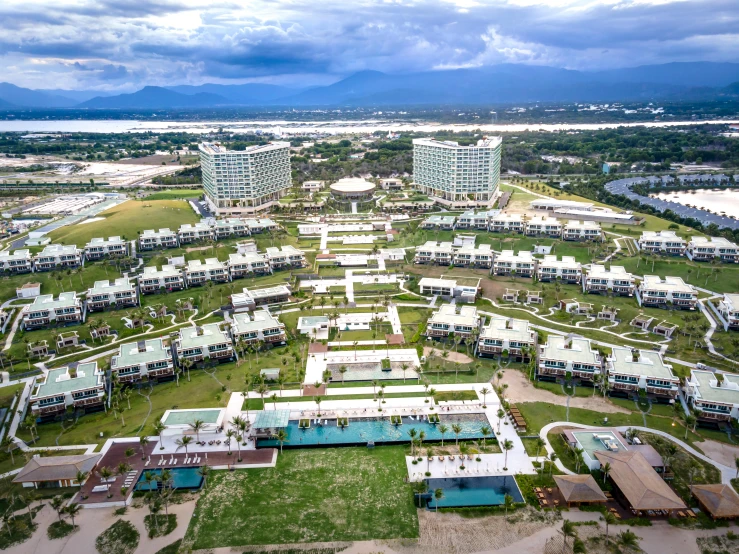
141, 265, 181, 278
87, 278, 135, 294
418, 277, 457, 288
480, 317, 534, 343
142, 228, 176, 237
0, 249, 30, 261
187, 258, 227, 271
496, 250, 534, 263
564, 220, 601, 230
539, 255, 581, 269
229, 252, 267, 264
112, 338, 170, 367
246, 285, 291, 299
640, 230, 685, 242
178, 323, 231, 350
32, 362, 102, 398
541, 336, 600, 364
428, 304, 479, 327
38, 244, 79, 256
588, 264, 633, 279
609, 347, 676, 380
232, 309, 283, 334
527, 215, 561, 225
689, 236, 738, 248
640, 275, 695, 294
29, 292, 78, 310
690, 370, 739, 405
86, 236, 125, 246
530, 198, 593, 209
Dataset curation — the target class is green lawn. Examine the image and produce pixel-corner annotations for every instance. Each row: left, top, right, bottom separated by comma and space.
619, 256, 739, 294
144, 189, 203, 200
47, 199, 199, 245
184, 447, 418, 548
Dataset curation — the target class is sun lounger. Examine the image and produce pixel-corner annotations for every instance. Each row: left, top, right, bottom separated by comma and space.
534, 487, 542, 493
614, 513, 621, 519
540, 499, 548, 506
687, 510, 696, 517
91, 485, 108, 493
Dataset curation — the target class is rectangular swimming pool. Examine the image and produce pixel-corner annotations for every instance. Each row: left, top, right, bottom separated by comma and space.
257, 413, 492, 448
424, 476, 524, 508
163, 409, 222, 426
135, 467, 203, 491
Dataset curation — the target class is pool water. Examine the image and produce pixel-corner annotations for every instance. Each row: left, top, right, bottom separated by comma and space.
135, 467, 203, 491
424, 476, 524, 508
163, 409, 222, 426
257, 413, 492, 448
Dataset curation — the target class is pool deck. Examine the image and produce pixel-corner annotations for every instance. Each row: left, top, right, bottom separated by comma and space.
303, 348, 421, 385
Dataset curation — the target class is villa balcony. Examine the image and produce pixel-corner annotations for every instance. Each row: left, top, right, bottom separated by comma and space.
33, 402, 66, 415
697, 409, 731, 421
73, 395, 105, 408
610, 381, 638, 392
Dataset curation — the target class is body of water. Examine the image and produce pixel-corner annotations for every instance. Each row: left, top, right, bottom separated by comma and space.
135, 467, 203, 491
425, 475, 524, 508
0, 119, 738, 135
654, 189, 739, 217
257, 413, 492, 448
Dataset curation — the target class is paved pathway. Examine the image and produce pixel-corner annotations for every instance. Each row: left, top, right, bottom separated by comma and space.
386, 304, 402, 334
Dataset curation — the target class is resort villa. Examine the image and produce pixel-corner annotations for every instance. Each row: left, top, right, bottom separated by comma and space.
637, 275, 697, 310
138, 265, 185, 294
110, 338, 175, 383
84, 236, 127, 260
175, 323, 235, 365
139, 228, 179, 250
537, 255, 583, 283
453, 243, 494, 268
85, 278, 138, 311
417, 278, 478, 302
477, 316, 537, 360
583, 265, 636, 296
421, 215, 457, 230
537, 336, 602, 384
686, 236, 739, 263
0, 249, 32, 273
426, 304, 481, 339
489, 213, 524, 233
214, 218, 251, 239
177, 222, 214, 244
29, 362, 106, 418
493, 250, 536, 277
638, 231, 686, 256
184, 258, 230, 286
685, 370, 739, 424
562, 220, 602, 242
717, 293, 739, 330
33, 244, 83, 271
22, 292, 83, 329
230, 285, 291, 310
606, 347, 679, 402
456, 210, 498, 230
524, 215, 562, 237
230, 309, 287, 346
228, 252, 271, 277
414, 241, 454, 265
265, 245, 307, 269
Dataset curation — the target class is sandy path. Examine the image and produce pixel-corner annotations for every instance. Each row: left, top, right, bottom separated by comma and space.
8, 499, 196, 554
500, 370, 631, 414
695, 439, 739, 468
423, 347, 473, 364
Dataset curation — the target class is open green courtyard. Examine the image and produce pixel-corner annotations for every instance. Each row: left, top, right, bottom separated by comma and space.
184, 446, 418, 549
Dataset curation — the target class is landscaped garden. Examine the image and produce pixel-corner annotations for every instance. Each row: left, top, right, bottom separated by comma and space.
184, 446, 418, 548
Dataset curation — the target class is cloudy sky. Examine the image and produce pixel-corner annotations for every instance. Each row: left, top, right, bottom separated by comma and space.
2, 0, 738, 91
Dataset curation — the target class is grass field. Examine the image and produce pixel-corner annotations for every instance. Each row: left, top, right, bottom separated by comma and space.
144, 189, 203, 200
184, 447, 418, 548
47, 199, 199, 245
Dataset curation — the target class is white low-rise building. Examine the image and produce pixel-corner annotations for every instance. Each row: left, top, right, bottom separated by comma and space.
417, 278, 479, 302
637, 275, 697, 310
538, 336, 602, 383
228, 252, 271, 278
138, 265, 185, 294
230, 309, 287, 345
685, 370, 739, 423
421, 215, 456, 230
86, 278, 137, 311
537, 255, 582, 283
563, 220, 602, 242
717, 293, 739, 330
214, 218, 250, 239
427, 304, 481, 338
530, 198, 594, 212
454, 243, 493, 268
478, 317, 536, 360
139, 228, 179, 250
301, 180, 324, 192
23, 292, 82, 329
457, 210, 498, 230
29, 362, 105, 417
184, 258, 230, 286
265, 245, 306, 269
231, 285, 291, 310
414, 241, 454, 265
33, 244, 83, 271
489, 213, 524, 233
686, 236, 739, 263
111, 338, 174, 383
178, 222, 214, 244
583, 265, 635, 296
638, 231, 686, 256
84, 236, 127, 260
242, 218, 279, 234
175, 323, 234, 364
493, 250, 536, 277
525, 215, 562, 237
607, 347, 679, 401
0, 249, 32, 273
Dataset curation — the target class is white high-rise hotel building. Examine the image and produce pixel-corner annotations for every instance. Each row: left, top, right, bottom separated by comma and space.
199, 142, 291, 215
412, 137, 502, 202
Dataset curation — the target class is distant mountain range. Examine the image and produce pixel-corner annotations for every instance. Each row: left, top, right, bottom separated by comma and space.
3, 62, 739, 109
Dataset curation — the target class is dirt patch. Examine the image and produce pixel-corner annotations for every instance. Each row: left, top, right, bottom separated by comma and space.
185, 245, 214, 253
695, 438, 739, 467
500, 370, 631, 414
423, 347, 473, 364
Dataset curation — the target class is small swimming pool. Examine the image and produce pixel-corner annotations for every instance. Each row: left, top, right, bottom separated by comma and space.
162, 409, 223, 427
424, 476, 524, 508
135, 467, 203, 491
257, 413, 492, 448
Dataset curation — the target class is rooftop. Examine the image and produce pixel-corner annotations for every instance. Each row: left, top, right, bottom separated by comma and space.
553, 474, 607, 504
232, 309, 284, 334
540, 336, 600, 364
178, 323, 231, 350
329, 178, 376, 193
33, 362, 102, 398
418, 277, 457, 288
539, 255, 581, 269
112, 338, 170, 368
640, 230, 684, 241
37, 244, 79, 256
413, 136, 502, 149
141, 228, 176, 237
29, 292, 78, 310
253, 409, 290, 429
691, 485, 739, 518
86, 236, 124, 245
187, 258, 227, 271
480, 316, 534, 343
609, 347, 676, 380
13, 454, 101, 484
588, 264, 633, 278
87, 278, 134, 295
689, 370, 739, 404
141, 265, 181, 277
428, 304, 479, 326
640, 275, 695, 294
689, 236, 738, 247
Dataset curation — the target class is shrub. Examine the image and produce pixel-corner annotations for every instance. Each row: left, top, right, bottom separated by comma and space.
47, 520, 78, 540
95, 520, 140, 554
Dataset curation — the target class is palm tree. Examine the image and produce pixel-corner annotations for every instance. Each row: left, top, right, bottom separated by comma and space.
273, 429, 289, 453
51, 495, 66, 522
433, 488, 444, 512
735, 456, 739, 479
197, 465, 211, 489
65, 503, 81, 527
502, 439, 514, 470
407, 428, 418, 456
175, 436, 193, 456
0, 437, 14, 466
479, 386, 490, 408
560, 520, 576, 554
481, 426, 492, 449
535, 437, 546, 464
116, 461, 132, 483
452, 424, 462, 446
603, 511, 617, 544
225, 429, 236, 455
438, 425, 448, 447
548, 452, 558, 476
153, 421, 166, 449
139, 435, 149, 460
339, 365, 347, 383
496, 409, 505, 433
602, 461, 612, 483
256, 383, 269, 409
98, 466, 113, 497
503, 493, 514, 516
684, 415, 696, 439
418, 430, 426, 452
75, 470, 88, 486
617, 530, 640, 550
